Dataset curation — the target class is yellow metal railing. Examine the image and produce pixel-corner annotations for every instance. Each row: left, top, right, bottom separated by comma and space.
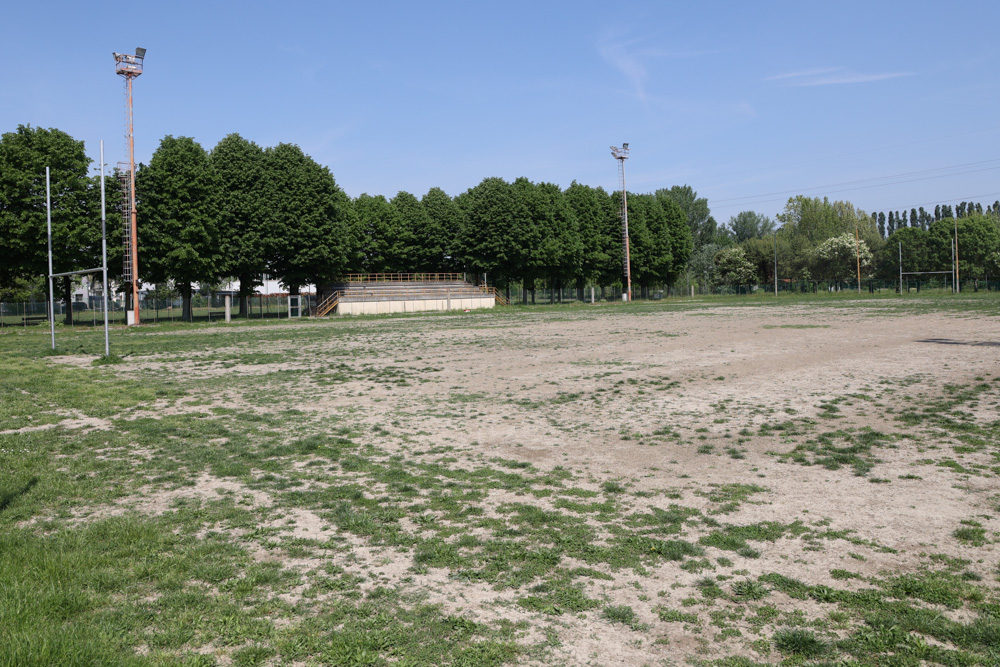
314, 291, 340, 317
338, 273, 465, 283
481, 285, 509, 306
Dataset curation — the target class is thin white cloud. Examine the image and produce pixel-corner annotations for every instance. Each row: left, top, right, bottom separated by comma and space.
764, 67, 842, 81
766, 67, 913, 86
599, 34, 650, 102
800, 71, 912, 86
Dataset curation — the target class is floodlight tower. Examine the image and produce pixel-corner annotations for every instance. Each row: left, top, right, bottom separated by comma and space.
611, 143, 632, 302
114, 47, 145, 325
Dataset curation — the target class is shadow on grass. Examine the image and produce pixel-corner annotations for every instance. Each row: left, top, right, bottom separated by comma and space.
0, 477, 38, 514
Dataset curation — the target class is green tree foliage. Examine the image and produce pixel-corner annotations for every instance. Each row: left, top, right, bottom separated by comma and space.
688, 243, 721, 289
137, 136, 222, 321
262, 143, 355, 296
727, 210, 775, 243
714, 246, 756, 285
876, 226, 930, 280
929, 214, 1000, 280
655, 185, 718, 249
456, 177, 529, 285
623, 193, 690, 293
564, 181, 620, 292
211, 134, 267, 316
393, 190, 445, 273
777, 196, 879, 248
351, 193, 401, 274
421, 187, 467, 273
0, 125, 98, 323
512, 178, 581, 296
743, 235, 792, 285
811, 232, 873, 282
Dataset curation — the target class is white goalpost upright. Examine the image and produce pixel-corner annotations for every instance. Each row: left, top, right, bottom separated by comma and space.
46, 141, 112, 356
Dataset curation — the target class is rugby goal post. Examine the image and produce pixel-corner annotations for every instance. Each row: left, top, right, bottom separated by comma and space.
45, 141, 111, 356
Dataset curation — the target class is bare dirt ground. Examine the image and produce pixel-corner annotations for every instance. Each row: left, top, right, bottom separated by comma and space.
114, 301, 1000, 665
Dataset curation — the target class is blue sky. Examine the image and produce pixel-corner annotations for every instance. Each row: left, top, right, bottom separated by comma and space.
3, 1, 1000, 224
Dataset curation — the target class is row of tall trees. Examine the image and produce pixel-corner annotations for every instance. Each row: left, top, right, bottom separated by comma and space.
0, 126, 693, 318
871, 201, 1000, 238
709, 196, 1000, 288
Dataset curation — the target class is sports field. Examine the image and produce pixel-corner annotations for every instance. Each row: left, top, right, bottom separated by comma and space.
2, 294, 998, 666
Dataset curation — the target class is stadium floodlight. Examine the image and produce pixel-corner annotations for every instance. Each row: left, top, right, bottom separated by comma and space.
610, 143, 632, 302
135, 47, 146, 58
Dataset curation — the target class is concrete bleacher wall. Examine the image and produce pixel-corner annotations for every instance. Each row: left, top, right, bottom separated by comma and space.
337, 295, 494, 315
325, 279, 496, 316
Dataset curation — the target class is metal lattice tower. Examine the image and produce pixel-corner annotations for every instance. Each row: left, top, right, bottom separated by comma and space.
610, 143, 631, 302
113, 47, 145, 325
116, 162, 133, 284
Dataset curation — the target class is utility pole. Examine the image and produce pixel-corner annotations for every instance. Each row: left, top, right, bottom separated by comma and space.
855, 224, 862, 294
610, 143, 631, 302
773, 234, 778, 296
954, 217, 960, 293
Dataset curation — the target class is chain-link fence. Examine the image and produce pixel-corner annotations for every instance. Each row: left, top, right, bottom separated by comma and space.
0, 293, 317, 328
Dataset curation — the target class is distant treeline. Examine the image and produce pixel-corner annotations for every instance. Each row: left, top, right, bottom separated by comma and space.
2, 125, 998, 320
871, 202, 1000, 237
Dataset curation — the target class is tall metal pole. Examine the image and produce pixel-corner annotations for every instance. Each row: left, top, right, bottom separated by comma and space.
46, 168, 55, 349
954, 217, 960, 294
898, 241, 902, 295
100, 141, 110, 356
126, 75, 140, 324
773, 234, 778, 296
611, 144, 631, 302
854, 224, 862, 294
951, 238, 956, 294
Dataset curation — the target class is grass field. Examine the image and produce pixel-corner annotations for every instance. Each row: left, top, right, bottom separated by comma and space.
1, 292, 998, 666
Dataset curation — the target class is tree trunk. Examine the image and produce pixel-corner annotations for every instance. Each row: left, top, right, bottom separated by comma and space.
62, 277, 73, 325
238, 271, 254, 317
576, 278, 584, 303
180, 283, 193, 322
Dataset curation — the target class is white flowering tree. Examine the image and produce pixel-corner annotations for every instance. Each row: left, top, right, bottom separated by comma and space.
812, 232, 873, 282
714, 246, 757, 286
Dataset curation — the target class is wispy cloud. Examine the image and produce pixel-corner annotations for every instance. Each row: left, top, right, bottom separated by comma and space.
766, 67, 912, 86
599, 32, 652, 101
598, 30, 720, 102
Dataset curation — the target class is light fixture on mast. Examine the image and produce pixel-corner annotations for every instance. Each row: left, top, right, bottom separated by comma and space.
113, 47, 145, 325
611, 143, 632, 302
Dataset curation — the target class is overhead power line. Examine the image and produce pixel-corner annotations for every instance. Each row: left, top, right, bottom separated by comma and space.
712, 158, 1000, 205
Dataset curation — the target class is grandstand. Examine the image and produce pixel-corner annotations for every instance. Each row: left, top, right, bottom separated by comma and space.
313, 273, 507, 316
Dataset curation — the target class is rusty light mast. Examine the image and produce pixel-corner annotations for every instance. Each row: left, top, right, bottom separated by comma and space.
113, 47, 145, 325
611, 143, 631, 302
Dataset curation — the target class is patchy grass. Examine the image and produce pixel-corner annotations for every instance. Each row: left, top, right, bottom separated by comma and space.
2, 295, 998, 665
